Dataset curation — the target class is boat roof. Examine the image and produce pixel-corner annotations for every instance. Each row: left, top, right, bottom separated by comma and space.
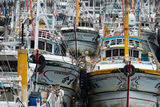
61, 26, 96, 31
43, 54, 73, 64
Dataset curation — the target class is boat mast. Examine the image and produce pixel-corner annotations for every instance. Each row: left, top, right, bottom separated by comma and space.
74, 0, 79, 58
122, 0, 125, 30
132, 0, 135, 14
34, 0, 40, 49
124, 0, 129, 61
76, 0, 79, 26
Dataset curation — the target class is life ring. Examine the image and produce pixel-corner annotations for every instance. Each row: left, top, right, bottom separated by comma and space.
123, 64, 135, 77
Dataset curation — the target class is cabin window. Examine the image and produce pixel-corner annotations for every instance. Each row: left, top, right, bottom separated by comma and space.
146, 23, 149, 27
113, 49, 118, 56
135, 41, 139, 47
31, 40, 34, 48
105, 41, 110, 47
120, 49, 124, 56
85, 2, 88, 6
96, 1, 100, 6
86, 23, 89, 27
106, 50, 111, 57
38, 41, 45, 50
46, 43, 52, 52
90, 0, 93, 6
122, 39, 125, 44
54, 45, 60, 55
117, 39, 123, 44
111, 39, 116, 45
129, 40, 134, 46
141, 23, 144, 26
16, 46, 20, 49
82, 22, 85, 27
90, 23, 93, 27
133, 50, 139, 58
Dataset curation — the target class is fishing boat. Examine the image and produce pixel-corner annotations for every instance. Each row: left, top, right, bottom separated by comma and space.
87, 1, 160, 107
61, 20, 99, 56
0, 0, 81, 106
60, 0, 99, 57
24, 0, 80, 106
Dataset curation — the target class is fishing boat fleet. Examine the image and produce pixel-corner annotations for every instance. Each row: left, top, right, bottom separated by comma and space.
0, 0, 159, 107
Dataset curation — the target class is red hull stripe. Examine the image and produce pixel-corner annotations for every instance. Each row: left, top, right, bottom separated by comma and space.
130, 97, 157, 103
92, 97, 156, 103
93, 97, 126, 103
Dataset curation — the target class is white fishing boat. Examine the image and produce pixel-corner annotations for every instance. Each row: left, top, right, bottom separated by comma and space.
61, 21, 99, 56
87, 1, 160, 107
60, 0, 99, 57
0, 0, 81, 106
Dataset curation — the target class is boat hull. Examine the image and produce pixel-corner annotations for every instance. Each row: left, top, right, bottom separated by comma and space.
67, 41, 97, 55
88, 72, 160, 107
61, 28, 99, 55
36, 61, 80, 107
88, 91, 157, 107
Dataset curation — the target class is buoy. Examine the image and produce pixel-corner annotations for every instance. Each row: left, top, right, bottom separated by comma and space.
85, 51, 89, 55
73, 59, 77, 63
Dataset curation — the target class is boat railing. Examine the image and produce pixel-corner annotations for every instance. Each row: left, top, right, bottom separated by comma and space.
39, 30, 51, 39
101, 60, 153, 65
0, 101, 22, 107
102, 56, 152, 64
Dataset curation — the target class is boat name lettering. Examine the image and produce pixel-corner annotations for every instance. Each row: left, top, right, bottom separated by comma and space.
62, 76, 74, 85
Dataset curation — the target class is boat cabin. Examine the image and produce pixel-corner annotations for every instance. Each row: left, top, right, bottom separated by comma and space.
102, 36, 151, 62
29, 30, 66, 56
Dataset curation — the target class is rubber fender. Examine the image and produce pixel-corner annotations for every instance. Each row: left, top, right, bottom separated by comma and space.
157, 29, 160, 45
123, 64, 135, 77
30, 54, 46, 72
37, 55, 46, 72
